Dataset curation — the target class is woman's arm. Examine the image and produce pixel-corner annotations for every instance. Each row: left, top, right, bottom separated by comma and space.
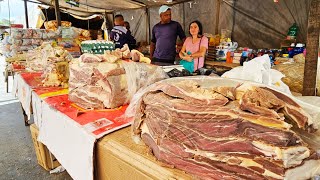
190, 46, 207, 58
179, 44, 186, 58
179, 44, 193, 61
191, 37, 208, 58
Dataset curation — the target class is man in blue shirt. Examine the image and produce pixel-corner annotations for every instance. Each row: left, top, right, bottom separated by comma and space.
150, 5, 186, 65
110, 14, 136, 49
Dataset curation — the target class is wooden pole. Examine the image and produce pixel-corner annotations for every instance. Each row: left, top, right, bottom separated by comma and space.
182, 3, 186, 31
231, 0, 237, 41
145, 8, 148, 43
147, 8, 151, 44
302, 0, 320, 96
54, 0, 61, 26
24, 0, 29, 28
215, 0, 221, 34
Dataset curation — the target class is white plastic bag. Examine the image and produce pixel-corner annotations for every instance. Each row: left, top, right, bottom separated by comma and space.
122, 61, 168, 104
49, 166, 65, 174
222, 54, 292, 95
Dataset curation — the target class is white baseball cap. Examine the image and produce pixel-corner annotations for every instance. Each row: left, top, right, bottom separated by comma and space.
159, 5, 171, 15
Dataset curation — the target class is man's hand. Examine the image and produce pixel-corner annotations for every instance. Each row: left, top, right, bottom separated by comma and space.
150, 42, 155, 60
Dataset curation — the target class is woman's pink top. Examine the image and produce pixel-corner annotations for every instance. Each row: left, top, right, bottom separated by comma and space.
183, 36, 208, 70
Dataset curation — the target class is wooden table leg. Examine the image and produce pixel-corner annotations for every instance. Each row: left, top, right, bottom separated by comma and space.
4, 67, 8, 93
21, 103, 29, 126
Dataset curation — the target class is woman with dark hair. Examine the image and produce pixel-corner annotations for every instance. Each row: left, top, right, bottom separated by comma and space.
179, 20, 208, 72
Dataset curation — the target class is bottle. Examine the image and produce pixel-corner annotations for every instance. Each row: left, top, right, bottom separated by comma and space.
226, 51, 232, 63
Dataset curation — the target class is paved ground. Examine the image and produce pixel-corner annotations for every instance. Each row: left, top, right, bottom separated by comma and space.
0, 56, 72, 179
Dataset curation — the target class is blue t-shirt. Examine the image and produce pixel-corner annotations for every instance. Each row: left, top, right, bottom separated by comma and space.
110, 26, 136, 49
151, 21, 186, 61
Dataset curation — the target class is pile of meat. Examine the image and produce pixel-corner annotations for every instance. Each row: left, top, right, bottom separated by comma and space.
25, 43, 72, 87
130, 77, 320, 180
26, 43, 71, 71
42, 60, 69, 88
68, 53, 167, 109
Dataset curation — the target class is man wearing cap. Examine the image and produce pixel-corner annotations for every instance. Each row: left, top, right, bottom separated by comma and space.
150, 5, 186, 65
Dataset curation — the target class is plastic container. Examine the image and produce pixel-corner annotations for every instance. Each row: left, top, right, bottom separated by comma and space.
226, 51, 233, 63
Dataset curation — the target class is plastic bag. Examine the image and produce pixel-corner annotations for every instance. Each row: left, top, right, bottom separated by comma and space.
22, 29, 33, 39
179, 60, 194, 73
12, 39, 23, 46
68, 60, 168, 109
167, 68, 184, 77
122, 61, 168, 104
222, 54, 292, 95
32, 29, 43, 39
195, 67, 217, 76
46, 30, 58, 39
20, 46, 34, 51
32, 39, 43, 46
49, 166, 65, 174
62, 27, 79, 39
22, 39, 32, 46
10, 29, 23, 39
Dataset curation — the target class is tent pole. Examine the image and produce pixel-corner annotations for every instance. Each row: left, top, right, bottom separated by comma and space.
112, 12, 115, 26
24, 0, 29, 28
215, 0, 221, 34
147, 8, 151, 44
231, 0, 237, 41
183, 3, 185, 31
302, 0, 320, 96
54, 0, 61, 26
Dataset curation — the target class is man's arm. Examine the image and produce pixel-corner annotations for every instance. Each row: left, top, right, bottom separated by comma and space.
177, 23, 186, 42
127, 32, 137, 45
150, 42, 155, 60
109, 30, 114, 41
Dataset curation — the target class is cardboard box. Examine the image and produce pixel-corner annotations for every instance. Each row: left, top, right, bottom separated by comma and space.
233, 52, 242, 57
233, 56, 241, 64
30, 124, 60, 171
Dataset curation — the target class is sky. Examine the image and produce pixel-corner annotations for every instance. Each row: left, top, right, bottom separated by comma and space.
0, 0, 40, 28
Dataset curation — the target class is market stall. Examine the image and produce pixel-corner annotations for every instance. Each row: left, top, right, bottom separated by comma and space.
2, 0, 320, 180
13, 66, 320, 180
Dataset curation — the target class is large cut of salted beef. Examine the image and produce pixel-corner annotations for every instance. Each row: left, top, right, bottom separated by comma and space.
68, 54, 167, 109
129, 77, 320, 180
